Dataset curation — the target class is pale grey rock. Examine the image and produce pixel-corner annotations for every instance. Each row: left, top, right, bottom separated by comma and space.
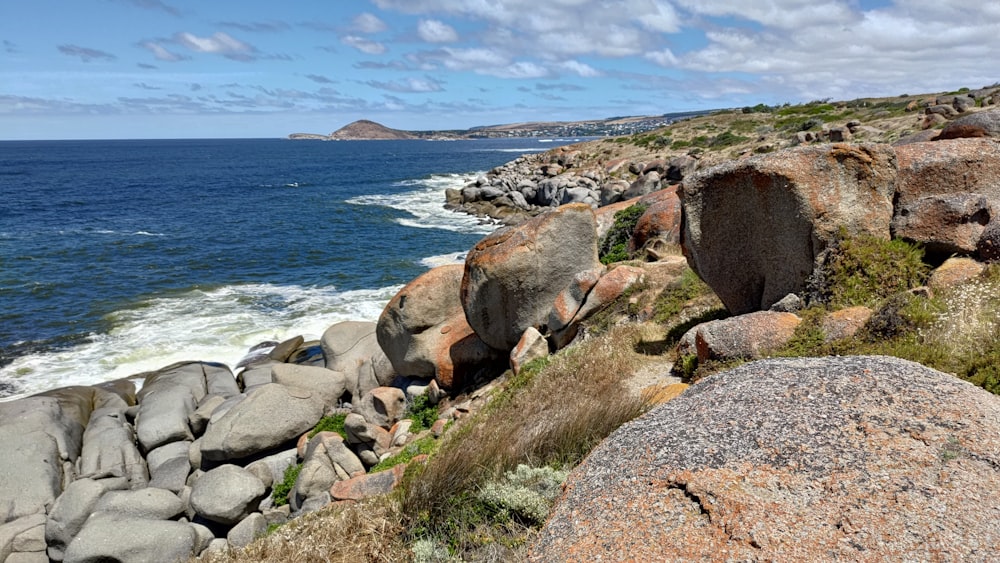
227, 513, 267, 549
77, 407, 147, 486
93, 487, 184, 520
1, 514, 47, 563
352, 387, 406, 430
321, 321, 396, 400
190, 523, 215, 556
188, 464, 266, 525
243, 449, 297, 491
270, 364, 347, 409
63, 512, 196, 563
188, 395, 226, 436
46, 479, 108, 561
199, 383, 324, 462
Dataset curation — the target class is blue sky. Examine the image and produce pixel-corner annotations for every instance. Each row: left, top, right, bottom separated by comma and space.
2, 0, 998, 139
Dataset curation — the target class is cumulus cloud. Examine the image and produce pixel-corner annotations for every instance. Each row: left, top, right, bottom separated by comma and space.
57, 45, 117, 62
341, 35, 387, 54
372, 0, 1000, 106
365, 76, 445, 93
417, 19, 458, 43
353, 12, 387, 33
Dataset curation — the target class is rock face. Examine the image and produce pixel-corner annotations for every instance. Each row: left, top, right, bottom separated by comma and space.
377, 264, 503, 390
462, 203, 602, 350
894, 138, 1000, 209
681, 144, 897, 314
532, 356, 1000, 562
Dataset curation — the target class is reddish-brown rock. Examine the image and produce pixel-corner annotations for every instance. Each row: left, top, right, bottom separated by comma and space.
681, 144, 897, 314
462, 203, 601, 350
693, 311, 801, 362
928, 257, 986, 290
377, 264, 504, 390
532, 356, 1000, 562
891, 193, 992, 256
894, 138, 1000, 210
821, 306, 872, 342
630, 188, 682, 256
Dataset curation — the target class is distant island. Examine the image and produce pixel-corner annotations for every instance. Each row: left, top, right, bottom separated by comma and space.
288, 111, 709, 141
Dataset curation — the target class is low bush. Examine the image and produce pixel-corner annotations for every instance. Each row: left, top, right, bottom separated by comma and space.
308, 413, 347, 440
271, 463, 302, 507
406, 394, 439, 432
599, 204, 648, 265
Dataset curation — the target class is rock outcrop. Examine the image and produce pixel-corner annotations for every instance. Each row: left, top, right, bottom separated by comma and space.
680, 143, 897, 314
461, 203, 602, 351
532, 356, 1000, 561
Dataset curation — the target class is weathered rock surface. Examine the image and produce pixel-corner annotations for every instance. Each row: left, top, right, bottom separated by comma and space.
894, 138, 1000, 210
199, 383, 325, 462
532, 356, 1000, 562
320, 321, 396, 400
63, 512, 196, 563
937, 108, 1000, 140
188, 464, 266, 525
377, 264, 503, 390
681, 144, 897, 314
462, 203, 602, 350
692, 311, 801, 361
270, 363, 347, 409
928, 256, 986, 290
891, 193, 992, 256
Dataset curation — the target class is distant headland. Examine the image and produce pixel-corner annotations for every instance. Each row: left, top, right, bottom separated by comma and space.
287, 112, 709, 141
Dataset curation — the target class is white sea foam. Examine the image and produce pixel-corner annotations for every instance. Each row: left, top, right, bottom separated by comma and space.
0, 283, 400, 401
420, 252, 467, 268
346, 173, 499, 235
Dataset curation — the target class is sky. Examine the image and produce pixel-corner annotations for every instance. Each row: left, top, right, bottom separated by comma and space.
1, 0, 999, 140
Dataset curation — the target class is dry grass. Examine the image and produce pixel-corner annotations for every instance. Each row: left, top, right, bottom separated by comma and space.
197, 496, 407, 563
401, 324, 656, 555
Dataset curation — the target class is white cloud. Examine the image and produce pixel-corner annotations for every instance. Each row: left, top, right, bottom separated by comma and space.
174, 32, 256, 60
417, 19, 458, 43
139, 40, 187, 62
560, 60, 601, 77
353, 12, 387, 33
341, 35, 387, 55
366, 76, 445, 93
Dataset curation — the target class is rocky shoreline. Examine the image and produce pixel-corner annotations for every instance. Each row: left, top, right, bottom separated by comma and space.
3, 102, 1000, 562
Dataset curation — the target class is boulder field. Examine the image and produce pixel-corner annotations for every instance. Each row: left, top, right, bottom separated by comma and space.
3, 109, 1000, 561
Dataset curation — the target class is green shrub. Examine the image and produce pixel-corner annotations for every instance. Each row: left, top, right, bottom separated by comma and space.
371, 434, 438, 473
599, 204, 648, 265
271, 463, 302, 507
806, 233, 928, 309
651, 268, 714, 323
308, 413, 348, 439
709, 130, 750, 148
406, 394, 440, 432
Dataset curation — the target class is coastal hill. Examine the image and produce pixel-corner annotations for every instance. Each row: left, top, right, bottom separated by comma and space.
287, 111, 706, 140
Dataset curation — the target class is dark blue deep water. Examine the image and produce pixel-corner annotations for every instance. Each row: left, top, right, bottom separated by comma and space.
0, 138, 573, 397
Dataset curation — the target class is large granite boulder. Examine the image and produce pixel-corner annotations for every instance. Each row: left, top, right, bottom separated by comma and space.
321, 321, 396, 400
894, 138, 1000, 210
937, 108, 1000, 140
680, 144, 897, 314
377, 264, 503, 390
462, 203, 602, 350
890, 193, 992, 257
78, 407, 147, 486
270, 364, 347, 409
134, 362, 210, 453
199, 383, 325, 462
46, 479, 110, 561
188, 464, 266, 525
63, 512, 197, 563
0, 394, 91, 522
532, 356, 1000, 561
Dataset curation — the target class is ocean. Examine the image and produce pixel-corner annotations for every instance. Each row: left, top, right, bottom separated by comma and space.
0, 137, 579, 400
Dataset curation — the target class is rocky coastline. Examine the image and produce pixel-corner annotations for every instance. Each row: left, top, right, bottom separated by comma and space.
4, 99, 1000, 561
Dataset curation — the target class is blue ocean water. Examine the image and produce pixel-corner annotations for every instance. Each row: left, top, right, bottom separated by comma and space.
0, 137, 576, 398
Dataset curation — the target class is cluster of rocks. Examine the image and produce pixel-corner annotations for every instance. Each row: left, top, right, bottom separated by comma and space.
0, 180, 682, 561
916, 87, 1000, 129
0, 320, 454, 562
444, 145, 698, 225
